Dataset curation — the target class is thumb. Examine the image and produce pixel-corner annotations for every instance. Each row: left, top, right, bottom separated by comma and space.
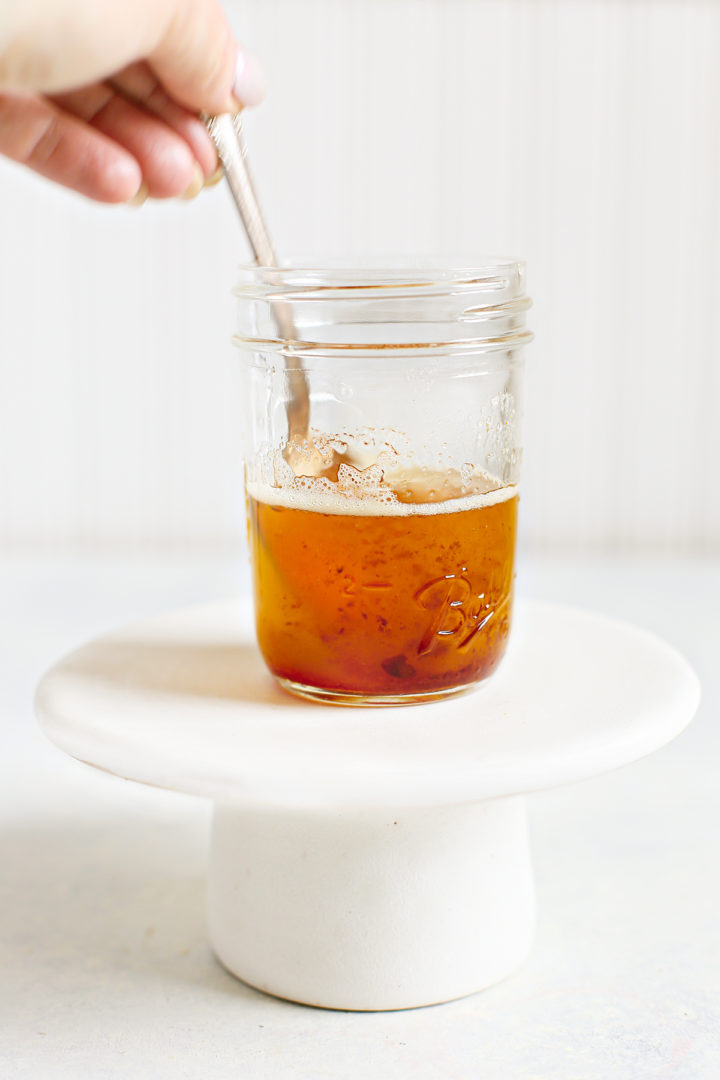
150, 0, 267, 115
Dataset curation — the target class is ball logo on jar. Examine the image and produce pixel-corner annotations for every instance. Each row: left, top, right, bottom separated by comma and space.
415, 567, 511, 657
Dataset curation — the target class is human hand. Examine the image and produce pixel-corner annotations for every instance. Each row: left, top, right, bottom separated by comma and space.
0, 0, 266, 203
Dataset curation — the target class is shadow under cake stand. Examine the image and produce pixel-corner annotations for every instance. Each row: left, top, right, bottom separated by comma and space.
36, 600, 700, 1011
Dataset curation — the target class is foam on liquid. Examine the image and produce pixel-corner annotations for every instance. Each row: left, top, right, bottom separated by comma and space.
247, 463, 517, 517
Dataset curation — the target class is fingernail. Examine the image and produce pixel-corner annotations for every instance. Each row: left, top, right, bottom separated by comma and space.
180, 163, 205, 201
232, 50, 267, 108
126, 182, 149, 208
203, 164, 225, 189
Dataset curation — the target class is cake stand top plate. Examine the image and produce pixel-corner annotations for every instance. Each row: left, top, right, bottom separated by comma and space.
36, 600, 700, 809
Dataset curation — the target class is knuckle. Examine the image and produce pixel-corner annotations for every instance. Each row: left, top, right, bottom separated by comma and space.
0, 93, 59, 167
24, 113, 62, 167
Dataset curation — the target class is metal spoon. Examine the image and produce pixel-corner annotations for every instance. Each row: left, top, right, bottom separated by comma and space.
204, 113, 310, 449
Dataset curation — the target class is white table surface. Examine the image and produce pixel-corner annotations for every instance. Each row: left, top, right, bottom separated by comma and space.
1, 551, 719, 1079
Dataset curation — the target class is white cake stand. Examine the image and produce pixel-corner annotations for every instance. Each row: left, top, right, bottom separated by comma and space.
35, 599, 700, 1011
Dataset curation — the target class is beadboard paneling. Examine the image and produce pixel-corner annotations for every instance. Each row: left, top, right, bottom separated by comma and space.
0, 0, 718, 552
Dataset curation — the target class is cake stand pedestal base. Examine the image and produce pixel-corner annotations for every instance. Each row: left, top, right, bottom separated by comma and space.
36, 600, 700, 1011
209, 797, 534, 1010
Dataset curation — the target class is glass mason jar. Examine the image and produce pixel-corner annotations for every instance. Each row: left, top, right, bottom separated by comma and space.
234, 259, 532, 706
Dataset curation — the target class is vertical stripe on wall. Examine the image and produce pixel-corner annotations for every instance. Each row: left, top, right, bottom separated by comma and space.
0, 0, 718, 552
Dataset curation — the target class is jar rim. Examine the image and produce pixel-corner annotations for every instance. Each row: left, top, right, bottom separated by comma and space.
234, 256, 526, 295
233, 256, 532, 356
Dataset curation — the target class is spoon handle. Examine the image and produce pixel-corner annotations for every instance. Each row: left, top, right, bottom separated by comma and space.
205, 113, 308, 437
205, 113, 276, 269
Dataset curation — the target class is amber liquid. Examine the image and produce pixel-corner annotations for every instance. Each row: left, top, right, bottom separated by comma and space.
247, 475, 518, 703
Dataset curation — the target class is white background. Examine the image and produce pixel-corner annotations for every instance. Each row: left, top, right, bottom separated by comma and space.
1, 0, 718, 556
